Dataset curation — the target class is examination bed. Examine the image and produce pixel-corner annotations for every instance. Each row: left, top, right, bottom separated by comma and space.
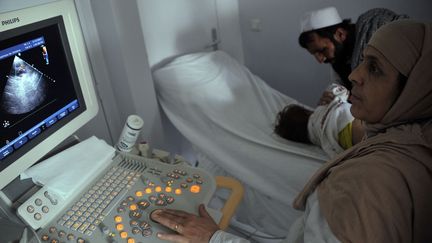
153, 50, 328, 237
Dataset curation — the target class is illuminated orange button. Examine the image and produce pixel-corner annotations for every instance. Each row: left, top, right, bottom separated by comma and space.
120, 231, 128, 239
127, 238, 135, 243
116, 223, 124, 231
129, 204, 137, 211
190, 185, 201, 193
174, 188, 182, 195
145, 187, 152, 194
165, 186, 172, 193
155, 186, 162, 192
135, 191, 143, 197
114, 216, 123, 223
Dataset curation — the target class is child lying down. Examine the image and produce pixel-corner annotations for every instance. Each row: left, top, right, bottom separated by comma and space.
274, 84, 364, 158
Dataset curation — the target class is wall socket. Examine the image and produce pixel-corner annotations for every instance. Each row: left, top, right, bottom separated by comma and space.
250, 18, 262, 32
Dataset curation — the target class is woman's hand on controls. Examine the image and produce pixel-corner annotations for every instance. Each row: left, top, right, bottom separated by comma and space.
150, 204, 220, 243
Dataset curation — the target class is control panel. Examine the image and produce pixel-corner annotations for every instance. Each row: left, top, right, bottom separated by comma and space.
23, 152, 216, 243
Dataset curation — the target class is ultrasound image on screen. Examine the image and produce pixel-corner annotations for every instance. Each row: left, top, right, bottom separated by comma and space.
0, 17, 85, 159
2, 55, 48, 115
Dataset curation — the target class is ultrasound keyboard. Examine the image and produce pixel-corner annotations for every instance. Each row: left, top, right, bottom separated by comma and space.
26, 152, 216, 243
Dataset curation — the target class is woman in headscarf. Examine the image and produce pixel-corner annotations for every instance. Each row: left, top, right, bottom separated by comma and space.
292, 19, 432, 243
149, 20, 432, 243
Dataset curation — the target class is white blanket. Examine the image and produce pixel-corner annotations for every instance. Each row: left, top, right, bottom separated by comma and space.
154, 50, 328, 236
308, 84, 354, 158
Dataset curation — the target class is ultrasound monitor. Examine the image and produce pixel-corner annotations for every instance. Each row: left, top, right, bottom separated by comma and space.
0, 0, 98, 190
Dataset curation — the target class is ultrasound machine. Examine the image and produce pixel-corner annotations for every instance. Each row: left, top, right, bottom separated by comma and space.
0, 1, 240, 242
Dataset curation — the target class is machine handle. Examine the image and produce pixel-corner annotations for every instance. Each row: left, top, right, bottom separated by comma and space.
215, 176, 244, 230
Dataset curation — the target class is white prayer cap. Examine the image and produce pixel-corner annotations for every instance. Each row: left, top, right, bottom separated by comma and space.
300, 7, 342, 33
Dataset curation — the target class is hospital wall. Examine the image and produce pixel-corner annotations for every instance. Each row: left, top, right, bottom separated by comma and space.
137, 0, 244, 69
238, 0, 432, 106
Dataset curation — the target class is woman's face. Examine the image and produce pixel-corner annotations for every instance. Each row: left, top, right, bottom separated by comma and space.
348, 46, 401, 123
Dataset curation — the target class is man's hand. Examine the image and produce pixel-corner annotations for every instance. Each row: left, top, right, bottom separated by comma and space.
318, 90, 335, 106
150, 204, 220, 243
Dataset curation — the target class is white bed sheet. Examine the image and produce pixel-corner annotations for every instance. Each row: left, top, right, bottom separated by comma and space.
153, 50, 328, 236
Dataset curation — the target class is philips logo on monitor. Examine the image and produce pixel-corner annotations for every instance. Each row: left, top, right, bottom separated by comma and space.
2, 17, 20, 26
